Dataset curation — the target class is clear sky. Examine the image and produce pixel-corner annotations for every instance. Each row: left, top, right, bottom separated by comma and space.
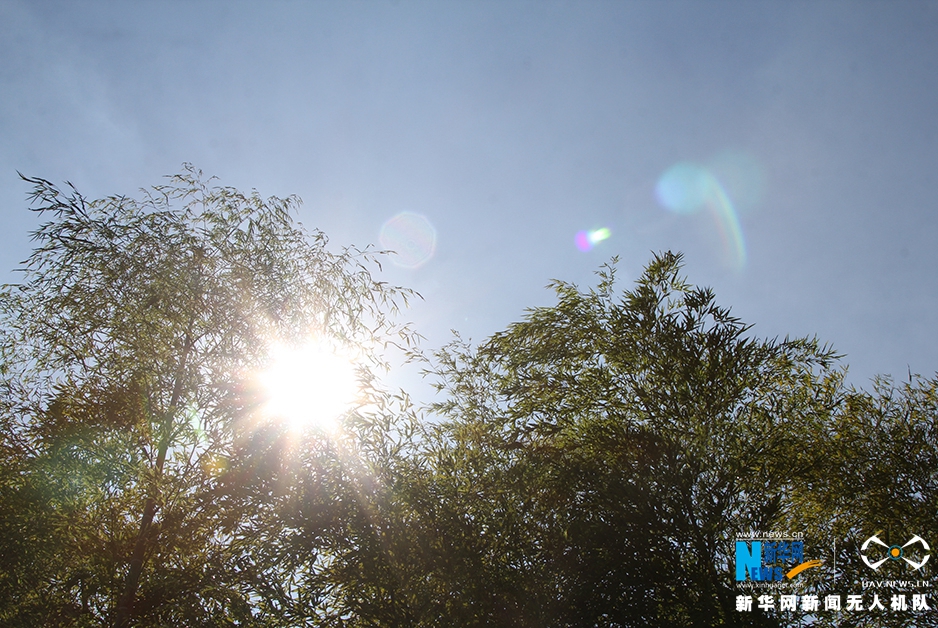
2, 0, 936, 394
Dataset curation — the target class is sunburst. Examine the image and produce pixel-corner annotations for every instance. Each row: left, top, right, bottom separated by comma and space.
258, 340, 359, 432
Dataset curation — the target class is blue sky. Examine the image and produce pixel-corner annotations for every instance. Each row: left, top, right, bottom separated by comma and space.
2, 0, 937, 394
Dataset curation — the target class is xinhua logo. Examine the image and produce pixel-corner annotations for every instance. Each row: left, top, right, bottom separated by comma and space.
736, 540, 823, 582
860, 535, 930, 571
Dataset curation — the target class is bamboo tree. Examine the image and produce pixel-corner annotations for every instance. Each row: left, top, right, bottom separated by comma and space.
0, 166, 417, 627
407, 253, 843, 627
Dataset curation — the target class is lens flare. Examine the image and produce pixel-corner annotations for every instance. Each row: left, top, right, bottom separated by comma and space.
575, 227, 611, 252
379, 211, 437, 269
655, 163, 711, 214
656, 162, 747, 270
708, 150, 765, 212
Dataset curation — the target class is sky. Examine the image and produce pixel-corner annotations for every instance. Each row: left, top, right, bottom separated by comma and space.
1, 0, 937, 397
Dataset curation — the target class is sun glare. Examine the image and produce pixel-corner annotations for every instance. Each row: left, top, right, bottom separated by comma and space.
259, 341, 360, 432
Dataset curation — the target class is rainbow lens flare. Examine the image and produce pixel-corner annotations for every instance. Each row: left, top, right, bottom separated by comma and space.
656, 161, 747, 270
575, 227, 611, 252
379, 211, 437, 269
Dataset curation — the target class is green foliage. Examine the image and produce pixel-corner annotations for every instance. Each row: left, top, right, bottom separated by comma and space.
788, 376, 938, 628
403, 252, 845, 627
0, 166, 417, 627
2, 175, 934, 628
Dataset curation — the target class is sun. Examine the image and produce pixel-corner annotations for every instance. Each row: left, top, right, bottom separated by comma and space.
258, 340, 360, 432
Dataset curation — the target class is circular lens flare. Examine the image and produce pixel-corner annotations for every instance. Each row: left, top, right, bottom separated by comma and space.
656, 162, 711, 214
379, 211, 437, 268
259, 341, 359, 432
656, 161, 747, 270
